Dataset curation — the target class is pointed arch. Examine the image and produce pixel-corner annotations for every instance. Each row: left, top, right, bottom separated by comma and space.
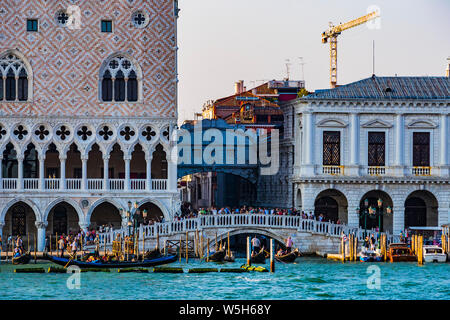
0, 50, 33, 101
1, 198, 41, 223
136, 198, 170, 221
99, 52, 142, 103
86, 198, 123, 227
43, 198, 84, 225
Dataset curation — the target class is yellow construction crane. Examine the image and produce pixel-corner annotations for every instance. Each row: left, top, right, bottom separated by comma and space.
322, 10, 380, 88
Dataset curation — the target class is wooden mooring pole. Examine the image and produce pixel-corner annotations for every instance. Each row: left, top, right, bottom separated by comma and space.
49, 234, 52, 256
185, 231, 189, 263
34, 233, 37, 263
246, 236, 251, 266
206, 238, 210, 262
418, 235, 424, 265
179, 235, 182, 263
270, 239, 275, 272
227, 232, 231, 257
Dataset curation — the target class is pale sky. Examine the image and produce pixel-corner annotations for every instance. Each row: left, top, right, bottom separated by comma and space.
177, 0, 450, 123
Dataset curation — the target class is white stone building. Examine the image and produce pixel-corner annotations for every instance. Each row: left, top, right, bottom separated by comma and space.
285, 75, 449, 235
0, 0, 180, 251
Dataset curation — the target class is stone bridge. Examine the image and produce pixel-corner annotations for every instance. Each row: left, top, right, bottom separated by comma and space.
95, 214, 400, 254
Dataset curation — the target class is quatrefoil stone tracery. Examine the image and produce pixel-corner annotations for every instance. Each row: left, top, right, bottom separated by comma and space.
120, 126, 135, 141
14, 125, 28, 140
142, 126, 156, 141
56, 126, 70, 140
0, 126, 6, 140
77, 126, 92, 141
99, 126, 113, 140
35, 125, 50, 140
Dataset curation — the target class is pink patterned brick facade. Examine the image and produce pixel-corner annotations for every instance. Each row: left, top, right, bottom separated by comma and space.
0, 0, 177, 117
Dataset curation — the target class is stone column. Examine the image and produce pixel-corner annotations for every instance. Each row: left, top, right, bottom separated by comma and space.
440, 114, 449, 176
0, 222, 3, 241
60, 156, 66, 190
79, 222, 89, 233
81, 155, 88, 190
393, 114, 405, 176
146, 154, 152, 191
35, 221, 48, 252
103, 156, 110, 191
0, 155, 3, 188
124, 155, 131, 191
17, 155, 24, 190
38, 154, 45, 190
301, 111, 315, 176
438, 206, 449, 228
347, 199, 360, 228
393, 205, 405, 236
167, 154, 177, 191
348, 113, 360, 176
293, 110, 302, 176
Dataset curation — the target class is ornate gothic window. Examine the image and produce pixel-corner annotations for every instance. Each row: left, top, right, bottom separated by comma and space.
0, 52, 30, 102
323, 131, 340, 166
100, 55, 140, 102
413, 132, 430, 166
368, 132, 385, 166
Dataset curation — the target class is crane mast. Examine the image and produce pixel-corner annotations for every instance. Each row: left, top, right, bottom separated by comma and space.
322, 11, 380, 88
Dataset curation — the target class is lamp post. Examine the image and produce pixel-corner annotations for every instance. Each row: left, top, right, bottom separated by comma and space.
358, 198, 370, 238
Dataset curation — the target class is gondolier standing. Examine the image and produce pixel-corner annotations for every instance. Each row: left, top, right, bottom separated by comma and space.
58, 236, 65, 258
251, 235, 261, 254
285, 236, 293, 253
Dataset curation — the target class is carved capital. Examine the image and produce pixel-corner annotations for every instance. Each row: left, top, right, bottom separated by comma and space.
35, 221, 48, 229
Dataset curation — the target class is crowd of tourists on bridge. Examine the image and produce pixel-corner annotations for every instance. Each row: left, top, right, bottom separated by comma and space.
178, 203, 341, 224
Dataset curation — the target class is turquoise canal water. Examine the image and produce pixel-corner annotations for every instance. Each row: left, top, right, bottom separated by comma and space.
0, 257, 449, 300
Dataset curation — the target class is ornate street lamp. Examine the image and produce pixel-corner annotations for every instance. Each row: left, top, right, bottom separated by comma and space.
143, 209, 148, 225
359, 199, 371, 238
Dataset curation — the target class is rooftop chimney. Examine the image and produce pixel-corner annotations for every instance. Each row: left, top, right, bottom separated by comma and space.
235, 80, 245, 94
446, 57, 450, 77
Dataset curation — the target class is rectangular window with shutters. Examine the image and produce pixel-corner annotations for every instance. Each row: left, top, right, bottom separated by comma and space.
413, 132, 430, 166
368, 132, 386, 166
323, 131, 340, 165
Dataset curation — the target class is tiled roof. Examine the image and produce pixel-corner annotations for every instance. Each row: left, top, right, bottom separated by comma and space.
304, 76, 449, 100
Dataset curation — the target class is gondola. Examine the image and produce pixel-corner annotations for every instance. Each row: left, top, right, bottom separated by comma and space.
45, 254, 177, 269
12, 252, 31, 265
251, 248, 266, 264
144, 248, 162, 260
275, 249, 299, 263
207, 249, 226, 262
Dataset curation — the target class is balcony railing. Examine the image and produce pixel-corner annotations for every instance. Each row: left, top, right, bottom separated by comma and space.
109, 179, 124, 190
87, 179, 103, 190
0, 178, 169, 191
131, 179, 146, 190
367, 166, 386, 176
66, 178, 82, 190
322, 165, 343, 175
45, 178, 60, 190
412, 166, 431, 176
152, 179, 167, 190
24, 178, 39, 190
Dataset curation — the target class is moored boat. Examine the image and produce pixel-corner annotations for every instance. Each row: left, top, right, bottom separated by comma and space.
423, 245, 447, 263
207, 249, 226, 262
387, 243, 416, 262
275, 249, 299, 263
45, 254, 177, 269
359, 249, 383, 262
12, 252, 31, 265
251, 248, 266, 264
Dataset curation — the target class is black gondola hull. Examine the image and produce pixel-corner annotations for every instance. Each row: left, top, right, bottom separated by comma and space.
45, 254, 177, 269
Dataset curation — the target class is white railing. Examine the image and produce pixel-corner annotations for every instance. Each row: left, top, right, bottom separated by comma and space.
322, 165, 343, 175
66, 178, 82, 190
2, 178, 17, 189
131, 179, 146, 190
367, 166, 386, 175
412, 166, 431, 176
152, 179, 167, 190
109, 179, 124, 190
23, 178, 39, 190
45, 178, 60, 190
94, 213, 400, 247
87, 179, 103, 190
